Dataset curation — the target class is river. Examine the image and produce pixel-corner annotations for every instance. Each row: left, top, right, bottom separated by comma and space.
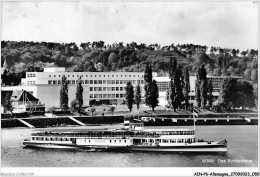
1, 124, 258, 167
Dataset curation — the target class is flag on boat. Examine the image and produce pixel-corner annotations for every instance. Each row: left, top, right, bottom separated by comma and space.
193, 111, 198, 118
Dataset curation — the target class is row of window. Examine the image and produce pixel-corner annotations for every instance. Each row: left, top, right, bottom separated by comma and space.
27, 73, 36, 77
48, 74, 144, 78
27, 81, 36, 85
47, 80, 144, 85
89, 87, 143, 92
90, 94, 125, 98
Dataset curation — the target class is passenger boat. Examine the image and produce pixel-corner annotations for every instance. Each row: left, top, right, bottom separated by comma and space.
23, 116, 227, 152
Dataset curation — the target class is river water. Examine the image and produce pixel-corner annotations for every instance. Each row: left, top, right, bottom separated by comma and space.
1, 124, 258, 167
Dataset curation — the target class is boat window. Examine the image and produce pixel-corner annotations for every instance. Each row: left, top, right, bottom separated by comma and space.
32, 137, 35, 140
110, 140, 112, 143
114, 140, 116, 143
124, 140, 126, 143
119, 140, 121, 143
45, 137, 49, 141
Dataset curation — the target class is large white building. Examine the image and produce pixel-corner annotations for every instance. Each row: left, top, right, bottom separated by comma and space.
1, 67, 241, 110
2, 67, 157, 110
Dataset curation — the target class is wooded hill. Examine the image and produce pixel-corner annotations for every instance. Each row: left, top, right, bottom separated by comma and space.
1, 41, 258, 86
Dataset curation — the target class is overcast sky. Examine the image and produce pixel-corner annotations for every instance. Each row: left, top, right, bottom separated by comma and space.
1, 1, 258, 50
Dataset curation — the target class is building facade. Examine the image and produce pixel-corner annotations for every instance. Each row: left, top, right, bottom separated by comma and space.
3, 67, 157, 110
153, 75, 242, 107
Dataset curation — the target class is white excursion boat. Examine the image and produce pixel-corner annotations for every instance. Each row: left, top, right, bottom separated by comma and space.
23, 116, 227, 152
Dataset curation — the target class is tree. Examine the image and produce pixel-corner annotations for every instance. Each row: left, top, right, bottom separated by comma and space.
109, 106, 115, 115
218, 78, 238, 109
197, 65, 207, 108
150, 80, 159, 111
76, 76, 83, 113
1, 92, 13, 115
70, 99, 79, 113
206, 80, 213, 108
134, 83, 142, 110
183, 67, 190, 109
144, 63, 159, 111
244, 69, 252, 81
166, 80, 176, 110
195, 78, 201, 108
60, 75, 68, 111
251, 69, 258, 83
235, 81, 255, 109
125, 81, 134, 112
90, 108, 96, 116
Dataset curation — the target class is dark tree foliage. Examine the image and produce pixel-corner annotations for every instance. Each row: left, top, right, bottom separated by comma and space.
76, 76, 83, 113
166, 80, 176, 110
183, 67, 190, 109
1, 92, 13, 114
1, 40, 257, 86
70, 99, 80, 113
218, 78, 238, 109
195, 77, 201, 108
134, 83, 142, 110
235, 81, 255, 109
197, 65, 207, 108
125, 81, 134, 112
144, 64, 159, 111
169, 57, 177, 79
206, 80, 213, 108
150, 80, 159, 111
59, 75, 68, 111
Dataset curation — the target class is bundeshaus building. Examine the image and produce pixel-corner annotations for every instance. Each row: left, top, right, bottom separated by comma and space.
2, 67, 241, 110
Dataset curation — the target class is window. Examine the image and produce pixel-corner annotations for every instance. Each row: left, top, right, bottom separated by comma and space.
49, 75, 51, 77
94, 80, 98, 84
90, 87, 93, 91
90, 94, 93, 98
72, 80, 75, 84
103, 94, 107, 98
116, 80, 119, 84
112, 94, 115, 98
53, 80, 57, 84
129, 75, 131, 77
86, 75, 88, 77
112, 75, 114, 77
58, 80, 61, 84
120, 94, 124, 98
125, 75, 127, 77
104, 75, 105, 77
112, 80, 115, 84
116, 94, 119, 98
68, 75, 70, 77
54, 75, 56, 77
94, 94, 98, 98
124, 80, 127, 84
48, 80, 52, 84
120, 87, 123, 91
107, 80, 112, 84
99, 75, 101, 77
133, 80, 136, 84
72, 75, 74, 77
85, 80, 89, 84
99, 87, 102, 91
103, 87, 106, 91
133, 75, 135, 77
90, 80, 93, 84
90, 75, 92, 77
112, 87, 115, 91
94, 87, 98, 91
95, 75, 97, 77
121, 75, 123, 77
116, 87, 119, 91
103, 80, 106, 84
98, 80, 102, 84
107, 87, 111, 91
99, 94, 102, 98
120, 80, 123, 84
141, 80, 144, 84
67, 80, 71, 84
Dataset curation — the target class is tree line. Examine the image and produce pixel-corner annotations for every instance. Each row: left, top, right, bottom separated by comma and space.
1, 40, 258, 87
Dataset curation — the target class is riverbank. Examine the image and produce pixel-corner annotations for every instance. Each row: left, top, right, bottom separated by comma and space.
1, 112, 258, 128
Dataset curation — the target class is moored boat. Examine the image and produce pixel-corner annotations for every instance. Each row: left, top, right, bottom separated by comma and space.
23, 116, 227, 152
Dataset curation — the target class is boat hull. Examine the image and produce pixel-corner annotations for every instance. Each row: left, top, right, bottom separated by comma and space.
23, 142, 227, 152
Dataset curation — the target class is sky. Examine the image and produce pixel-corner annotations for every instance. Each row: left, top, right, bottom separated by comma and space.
1, 1, 259, 50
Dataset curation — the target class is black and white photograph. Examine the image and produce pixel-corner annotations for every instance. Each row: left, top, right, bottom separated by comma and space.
1, 1, 259, 176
